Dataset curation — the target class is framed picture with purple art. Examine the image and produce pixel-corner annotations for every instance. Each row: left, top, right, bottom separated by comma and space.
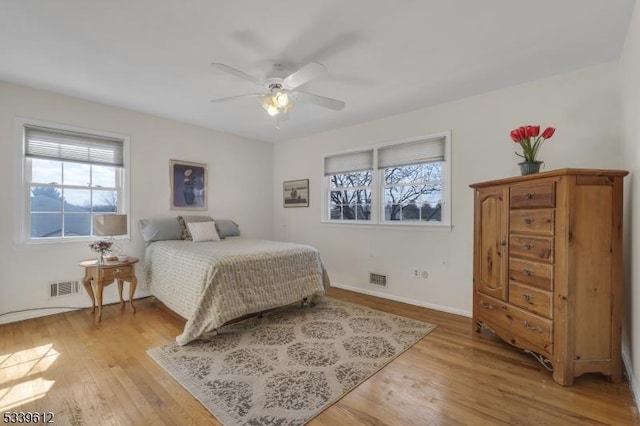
170, 160, 207, 210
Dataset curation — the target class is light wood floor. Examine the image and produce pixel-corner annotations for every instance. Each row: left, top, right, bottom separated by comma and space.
1, 287, 638, 425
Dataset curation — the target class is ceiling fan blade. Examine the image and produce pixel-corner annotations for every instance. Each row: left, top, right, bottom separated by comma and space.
282, 62, 327, 89
295, 92, 345, 111
210, 93, 263, 103
211, 62, 261, 85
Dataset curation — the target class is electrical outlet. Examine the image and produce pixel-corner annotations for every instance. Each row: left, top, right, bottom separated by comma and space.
421, 270, 429, 279
413, 268, 420, 279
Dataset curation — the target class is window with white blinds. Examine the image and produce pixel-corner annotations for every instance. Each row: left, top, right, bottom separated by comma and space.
323, 132, 451, 227
17, 119, 130, 243
377, 136, 445, 168
25, 126, 124, 166
324, 149, 373, 175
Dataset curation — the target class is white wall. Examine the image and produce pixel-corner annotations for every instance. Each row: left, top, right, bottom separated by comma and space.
619, 0, 640, 402
0, 82, 274, 324
274, 62, 621, 316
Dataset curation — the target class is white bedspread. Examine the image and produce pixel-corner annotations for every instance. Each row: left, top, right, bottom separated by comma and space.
144, 238, 329, 345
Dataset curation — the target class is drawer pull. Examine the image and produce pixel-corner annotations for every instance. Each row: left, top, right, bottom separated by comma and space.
522, 293, 533, 302
521, 242, 534, 250
113, 268, 120, 275
521, 320, 543, 333
522, 268, 532, 276
524, 217, 535, 224
480, 301, 495, 310
523, 192, 536, 199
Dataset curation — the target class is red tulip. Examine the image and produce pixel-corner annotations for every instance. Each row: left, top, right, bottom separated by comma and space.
531, 125, 540, 137
524, 126, 536, 137
542, 127, 555, 139
510, 129, 523, 142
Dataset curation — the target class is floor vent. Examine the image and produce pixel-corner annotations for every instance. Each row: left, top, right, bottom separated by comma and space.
49, 280, 80, 298
369, 273, 387, 286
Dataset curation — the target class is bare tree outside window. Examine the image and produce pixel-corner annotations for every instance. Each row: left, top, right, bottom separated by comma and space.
329, 171, 372, 220
383, 162, 442, 222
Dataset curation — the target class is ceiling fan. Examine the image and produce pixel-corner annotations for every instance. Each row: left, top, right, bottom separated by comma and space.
210, 61, 345, 124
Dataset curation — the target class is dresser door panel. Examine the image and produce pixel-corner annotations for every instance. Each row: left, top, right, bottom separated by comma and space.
475, 188, 508, 301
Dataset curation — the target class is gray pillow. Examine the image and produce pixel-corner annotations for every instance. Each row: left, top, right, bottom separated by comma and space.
139, 218, 183, 243
177, 215, 214, 240
214, 219, 240, 237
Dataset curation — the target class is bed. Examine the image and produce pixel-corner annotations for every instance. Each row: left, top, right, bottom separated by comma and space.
143, 237, 329, 345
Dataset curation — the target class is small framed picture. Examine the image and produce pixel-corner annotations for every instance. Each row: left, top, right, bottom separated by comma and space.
170, 160, 207, 210
283, 179, 309, 207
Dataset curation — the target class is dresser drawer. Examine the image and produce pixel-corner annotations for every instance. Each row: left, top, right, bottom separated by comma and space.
509, 235, 553, 262
509, 258, 553, 291
510, 209, 554, 236
509, 282, 552, 318
100, 265, 133, 282
476, 293, 553, 356
510, 182, 555, 209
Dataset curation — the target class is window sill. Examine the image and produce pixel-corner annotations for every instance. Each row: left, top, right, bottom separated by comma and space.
320, 220, 452, 232
14, 235, 131, 250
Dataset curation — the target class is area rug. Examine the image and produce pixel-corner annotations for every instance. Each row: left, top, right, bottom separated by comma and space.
147, 297, 436, 425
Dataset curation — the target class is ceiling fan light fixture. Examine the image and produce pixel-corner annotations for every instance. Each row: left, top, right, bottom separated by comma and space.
260, 92, 293, 116
274, 92, 289, 107
211, 61, 344, 122
260, 94, 280, 116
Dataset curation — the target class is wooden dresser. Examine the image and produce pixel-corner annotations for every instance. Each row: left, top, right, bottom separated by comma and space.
470, 168, 627, 386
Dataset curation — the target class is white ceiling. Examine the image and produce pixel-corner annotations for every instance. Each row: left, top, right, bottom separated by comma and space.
0, 0, 635, 143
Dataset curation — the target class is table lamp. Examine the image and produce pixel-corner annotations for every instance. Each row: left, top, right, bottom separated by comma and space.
92, 214, 128, 263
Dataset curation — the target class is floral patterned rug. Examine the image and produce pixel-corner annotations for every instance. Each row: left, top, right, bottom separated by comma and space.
147, 296, 436, 425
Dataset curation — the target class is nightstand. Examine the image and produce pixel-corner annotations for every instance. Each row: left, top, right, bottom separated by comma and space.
79, 257, 139, 323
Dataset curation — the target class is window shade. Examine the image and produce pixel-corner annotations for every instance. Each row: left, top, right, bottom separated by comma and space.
25, 126, 124, 166
378, 137, 445, 168
324, 149, 374, 175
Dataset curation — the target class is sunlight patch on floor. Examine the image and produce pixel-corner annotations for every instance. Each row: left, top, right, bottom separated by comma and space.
0, 344, 59, 411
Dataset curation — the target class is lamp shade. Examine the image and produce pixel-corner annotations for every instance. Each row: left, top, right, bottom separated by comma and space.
94, 214, 127, 237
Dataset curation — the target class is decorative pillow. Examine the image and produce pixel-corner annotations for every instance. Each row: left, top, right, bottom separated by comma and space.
177, 215, 214, 240
214, 219, 240, 237
138, 218, 184, 243
187, 221, 220, 242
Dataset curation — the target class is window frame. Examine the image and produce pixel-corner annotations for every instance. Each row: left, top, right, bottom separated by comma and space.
322, 131, 451, 229
327, 170, 374, 222
14, 118, 131, 245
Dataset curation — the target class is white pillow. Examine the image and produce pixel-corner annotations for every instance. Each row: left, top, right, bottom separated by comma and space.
187, 221, 220, 242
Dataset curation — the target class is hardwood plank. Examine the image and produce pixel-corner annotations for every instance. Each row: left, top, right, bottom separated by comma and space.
0, 288, 637, 425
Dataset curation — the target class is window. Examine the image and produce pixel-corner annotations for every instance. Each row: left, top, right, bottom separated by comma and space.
323, 132, 450, 227
325, 150, 373, 222
18, 121, 129, 243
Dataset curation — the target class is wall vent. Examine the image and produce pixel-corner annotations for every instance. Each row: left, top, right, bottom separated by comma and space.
49, 280, 80, 298
369, 273, 387, 286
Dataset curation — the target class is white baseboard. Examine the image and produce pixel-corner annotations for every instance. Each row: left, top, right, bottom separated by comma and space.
330, 282, 472, 318
0, 290, 151, 325
622, 340, 640, 409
